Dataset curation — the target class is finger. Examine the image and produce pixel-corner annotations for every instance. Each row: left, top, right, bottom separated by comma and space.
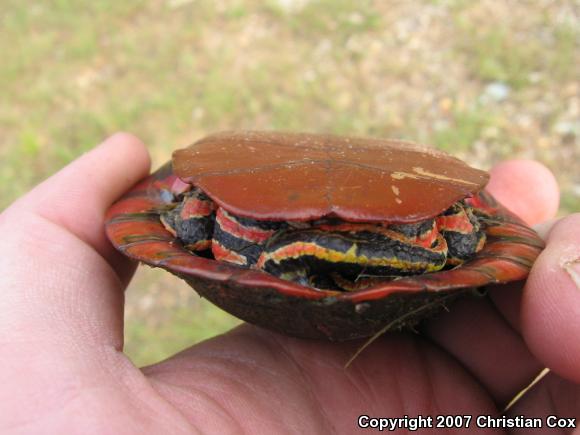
424, 292, 544, 408
7, 132, 151, 285
0, 133, 150, 349
424, 160, 559, 408
522, 213, 580, 383
486, 160, 559, 226
0, 136, 155, 430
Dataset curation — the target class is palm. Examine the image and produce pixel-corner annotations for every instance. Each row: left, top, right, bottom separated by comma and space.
137, 326, 498, 432
1, 134, 578, 434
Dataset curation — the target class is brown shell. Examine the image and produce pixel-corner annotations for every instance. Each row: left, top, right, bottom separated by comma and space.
105, 162, 544, 341
173, 131, 489, 223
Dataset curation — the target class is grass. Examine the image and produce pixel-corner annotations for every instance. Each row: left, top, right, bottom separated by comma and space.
454, 8, 578, 89
124, 269, 241, 367
561, 191, 580, 217
433, 104, 502, 152
1, 0, 577, 366
267, 0, 382, 37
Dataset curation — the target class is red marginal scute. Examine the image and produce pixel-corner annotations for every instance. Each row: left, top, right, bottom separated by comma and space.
481, 241, 541, 263
105, 161, 545, 341
105, 197, 159, 219
123, 241, 190, 264
107, 220, 171, 246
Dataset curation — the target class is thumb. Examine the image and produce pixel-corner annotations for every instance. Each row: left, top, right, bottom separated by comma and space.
0, 133, 150, 349
522, 213, 580, 383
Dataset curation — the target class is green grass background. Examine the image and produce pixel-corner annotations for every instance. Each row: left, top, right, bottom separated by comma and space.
1, 0, 578, 366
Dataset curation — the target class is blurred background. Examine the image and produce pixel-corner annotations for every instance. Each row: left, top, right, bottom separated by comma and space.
1, 0, 578, 366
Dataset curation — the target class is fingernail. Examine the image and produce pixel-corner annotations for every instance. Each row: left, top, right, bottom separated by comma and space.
563, 259, 580, 290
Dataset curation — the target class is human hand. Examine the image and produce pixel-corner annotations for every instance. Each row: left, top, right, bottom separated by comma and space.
1, 133, 577, 434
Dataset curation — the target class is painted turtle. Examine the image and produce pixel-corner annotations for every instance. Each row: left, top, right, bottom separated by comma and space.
105, 131, 544, 341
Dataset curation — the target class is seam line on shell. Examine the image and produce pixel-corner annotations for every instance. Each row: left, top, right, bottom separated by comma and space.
179, 161, 483, 190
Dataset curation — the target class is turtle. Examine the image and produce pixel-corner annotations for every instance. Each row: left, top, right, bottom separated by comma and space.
105, 131, 544, 341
